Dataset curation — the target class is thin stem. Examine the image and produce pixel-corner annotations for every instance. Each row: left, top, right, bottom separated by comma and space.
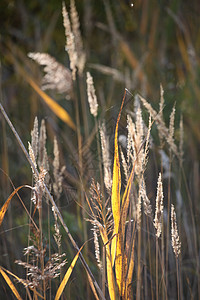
136, 227, 141, 300
165, 151, 172, 298
176, 258, 180, 300
156, 237, 158, 300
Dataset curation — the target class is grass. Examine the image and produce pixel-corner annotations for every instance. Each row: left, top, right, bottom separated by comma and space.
0, 0, 200, 299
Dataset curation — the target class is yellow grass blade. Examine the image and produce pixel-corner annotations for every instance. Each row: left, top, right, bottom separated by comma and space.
0, 265, 44, 299
125, 226, 136, 299
98, 222, 116, 300
0, 267, 22, 300
55, 245, 83, 300
120, 160, 136, 237
118, 163, 136, 297
27, 77, 76, 130
110, 90, 126, 294
0, 185, 27, 227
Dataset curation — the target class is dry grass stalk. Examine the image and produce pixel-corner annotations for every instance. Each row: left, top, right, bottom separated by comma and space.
158, 85, 165, 144
141, 178, 152, 218
171, 204, 181, 258
154, 173, 164, 238
28, 142, 38, 181
92, 223, 102, 270
38, 119, 47, 167
38, 120, 49, 176
167, 104, 176, 151
143, 114, 152, 167
86, 72, 98, 117
136, 185, 142, 229
62, 2, 77, 80
70, 0, 86, 75
31, 117, 39, 160
127, 114, 134, 165
138, 94, 179, 157
28, 52, 72, 96
127, 108, 145, 176
99, 122, 112, 191
52, 204, 62, 249
53, 137, 65, 199
120, 147, 129, 182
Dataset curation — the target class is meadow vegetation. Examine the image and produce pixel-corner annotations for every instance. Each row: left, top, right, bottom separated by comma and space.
0, 0, 200, 299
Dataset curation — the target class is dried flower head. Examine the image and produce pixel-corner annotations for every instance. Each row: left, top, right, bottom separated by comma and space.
86, 72, 98, 117
171, 204, 181, 258
28, 52, 72, 96
154, 173, 164, 238
16, 248, 67, 288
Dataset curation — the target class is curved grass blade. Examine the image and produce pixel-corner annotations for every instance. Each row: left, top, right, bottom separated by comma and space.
0, 267, 23, 300
0, 185, 32, 227
55, 245, 84, 300
27, 77, 76, 131
110, 89, 126, 295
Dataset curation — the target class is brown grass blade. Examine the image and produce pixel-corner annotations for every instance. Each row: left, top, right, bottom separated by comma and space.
0, 266, 23, 300
55, 245, 84, 300
0, 185, 31, 227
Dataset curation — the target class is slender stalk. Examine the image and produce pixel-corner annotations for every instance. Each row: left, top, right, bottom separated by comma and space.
136, 227, 141, 300
47, 199, 51, 300
165, 151, 172, 298
176, 258, 180, 300
38, 204, 46, 299
147, 218, 154, 300
0, 102, 106, 300
182, 166, 200, 297
156, 237, 159, 300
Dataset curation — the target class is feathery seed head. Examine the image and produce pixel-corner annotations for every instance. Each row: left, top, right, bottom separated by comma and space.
171, 204, 181, 258
28, 52, 72, 96
99, 122, 112, 191
62, 2, 77, 80
86, 72, 98, 117
154, 173, 164, 238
